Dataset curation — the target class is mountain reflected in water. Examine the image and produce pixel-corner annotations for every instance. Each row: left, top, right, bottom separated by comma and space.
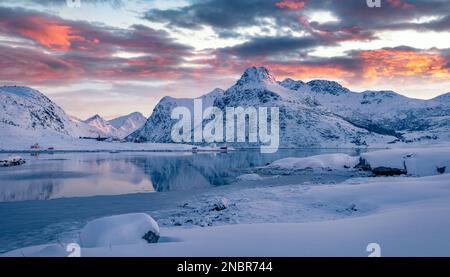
0, 149, 361, 202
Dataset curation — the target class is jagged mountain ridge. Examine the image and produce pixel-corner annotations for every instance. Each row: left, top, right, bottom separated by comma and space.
128, 67, 417, 147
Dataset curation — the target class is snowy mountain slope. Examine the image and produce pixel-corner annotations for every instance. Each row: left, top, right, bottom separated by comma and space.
0, 86, 89, 138
109, 112, 147, 137
69, 115, 107, 138
128, 67, 396, 147
278, 79, 450, 142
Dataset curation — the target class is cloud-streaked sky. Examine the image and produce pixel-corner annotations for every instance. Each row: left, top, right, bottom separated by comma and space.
0, 0, 449, 119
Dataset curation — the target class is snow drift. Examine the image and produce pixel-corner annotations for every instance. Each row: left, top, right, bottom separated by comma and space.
266, 153, 359, 171
80, 213, 160, 248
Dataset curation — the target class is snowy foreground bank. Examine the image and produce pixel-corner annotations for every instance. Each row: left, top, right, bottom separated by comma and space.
4, 147, 450, 257
264, 148, 450, 177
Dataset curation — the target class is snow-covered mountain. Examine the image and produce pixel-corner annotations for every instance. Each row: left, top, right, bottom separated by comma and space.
2, 69, 449, 149
84, 112, 146, 138
0, 86, 146, 148
128, 88, 225, 142
128, 67, 403, 147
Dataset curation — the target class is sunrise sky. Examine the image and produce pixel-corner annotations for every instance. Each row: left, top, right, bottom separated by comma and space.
0, 0, 449, 119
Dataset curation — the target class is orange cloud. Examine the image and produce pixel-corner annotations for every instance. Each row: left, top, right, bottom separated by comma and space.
276, 0, 306, 10
359, 48, 450, 82
268, 63, 355, 81
20, 16, 85, 51
0, 13, 86, 51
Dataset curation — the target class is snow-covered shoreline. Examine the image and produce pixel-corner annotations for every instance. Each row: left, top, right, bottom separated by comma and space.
4, 173, 450, 257
3, 146, 450, 257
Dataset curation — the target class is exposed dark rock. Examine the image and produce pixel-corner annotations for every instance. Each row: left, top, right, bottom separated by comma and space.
372, 167, 407, 176
437, 166, 446, 174
355, 157, 371, 171
142, 230, 159, 243
211, 197, 229, 211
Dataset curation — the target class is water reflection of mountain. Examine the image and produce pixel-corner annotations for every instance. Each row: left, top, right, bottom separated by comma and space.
0, 180, 60, 202
130, 150, 346, 192
0, 154, 154, 202
0, 149, 361, 202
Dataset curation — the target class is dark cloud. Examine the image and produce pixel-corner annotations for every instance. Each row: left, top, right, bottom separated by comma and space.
145, 0, 450, 46
219, 36, 331, 57
1, 1, 450, 88
144, 0, 300, 36
0, 6, 194, 84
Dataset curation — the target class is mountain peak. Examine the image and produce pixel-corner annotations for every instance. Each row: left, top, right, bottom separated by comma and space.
235, 66, 277, 87
85, 114, 105, 123
307, 80, 350, 95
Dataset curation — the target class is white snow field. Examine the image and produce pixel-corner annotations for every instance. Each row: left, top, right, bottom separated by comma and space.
4, 146, 450, 257
265, 153, 359, 172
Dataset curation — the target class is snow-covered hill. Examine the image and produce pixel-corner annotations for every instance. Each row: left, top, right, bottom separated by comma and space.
128, 67, 398, 147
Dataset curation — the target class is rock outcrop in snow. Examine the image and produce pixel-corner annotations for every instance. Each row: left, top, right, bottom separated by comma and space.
360, 148, 450, 176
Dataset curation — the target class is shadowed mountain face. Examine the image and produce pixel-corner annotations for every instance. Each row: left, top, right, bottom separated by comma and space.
129, 66, 450, 147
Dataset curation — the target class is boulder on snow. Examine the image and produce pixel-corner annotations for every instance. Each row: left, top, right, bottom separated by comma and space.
437, 166, 446, 174
80, 213, 160, 247
142, 229, 160, 243
355, 157, 371, 171
357, 154, 407, 176
211, 197, 229, 211
372, 166, 407, 176
0, 156, 26, 167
